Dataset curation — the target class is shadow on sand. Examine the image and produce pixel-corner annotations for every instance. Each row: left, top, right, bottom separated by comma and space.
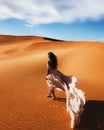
52, 98, 104, 130
74, 100, 104, 130
54, 97, 66, 102
43, 37, 65, 42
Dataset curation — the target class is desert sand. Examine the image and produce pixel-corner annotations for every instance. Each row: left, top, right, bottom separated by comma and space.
0, 35, 104, 130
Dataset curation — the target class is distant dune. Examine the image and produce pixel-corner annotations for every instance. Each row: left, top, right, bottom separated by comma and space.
0, 35, 104, 130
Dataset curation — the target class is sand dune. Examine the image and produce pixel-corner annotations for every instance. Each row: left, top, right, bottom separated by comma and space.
0, 35, 104, 130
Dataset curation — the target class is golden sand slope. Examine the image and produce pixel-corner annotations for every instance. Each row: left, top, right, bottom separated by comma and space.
0, 35, 104, 130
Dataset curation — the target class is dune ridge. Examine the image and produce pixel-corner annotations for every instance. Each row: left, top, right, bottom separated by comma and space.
0, 35, 104, 130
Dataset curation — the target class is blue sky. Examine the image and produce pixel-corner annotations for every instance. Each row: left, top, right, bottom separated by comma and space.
0, 0, 104, 41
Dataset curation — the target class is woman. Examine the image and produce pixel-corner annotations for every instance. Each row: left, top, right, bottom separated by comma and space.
45, 52, 86, 128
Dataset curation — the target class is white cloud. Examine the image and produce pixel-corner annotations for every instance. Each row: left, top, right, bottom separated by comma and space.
0, 0, 104, 25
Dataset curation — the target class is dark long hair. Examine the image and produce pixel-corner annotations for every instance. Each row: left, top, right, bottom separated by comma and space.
48, 52, 58, 70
